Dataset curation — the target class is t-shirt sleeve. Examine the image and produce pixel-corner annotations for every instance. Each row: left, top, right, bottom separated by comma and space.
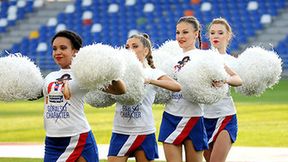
152, 68, 166, 80
43, 72, 54, 96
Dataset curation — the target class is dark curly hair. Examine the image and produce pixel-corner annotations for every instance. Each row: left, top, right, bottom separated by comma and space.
51, 30, 82, 50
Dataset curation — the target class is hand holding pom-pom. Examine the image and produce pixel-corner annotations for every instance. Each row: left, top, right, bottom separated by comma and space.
177, 50, 228, 104
111, 48, 145, 105
152, 49, 179, 104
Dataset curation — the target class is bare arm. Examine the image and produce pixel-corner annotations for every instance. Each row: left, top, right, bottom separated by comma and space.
103, 80, 126, 95
146, 75, 181, 92
63, 80, 71, 100
224, 64, 242, 87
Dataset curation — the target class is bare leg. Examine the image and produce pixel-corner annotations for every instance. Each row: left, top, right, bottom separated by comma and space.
135, 150, 151, 162
76, 156, 86, 162
203, 144, 213, 162
108, 156, 129, 162
209, 130, 232, 162
163, 143, 182, 162
184, 139, 203, 162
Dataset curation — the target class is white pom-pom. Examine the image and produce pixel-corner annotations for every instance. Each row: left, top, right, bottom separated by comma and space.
151, 49, 177, 104
152, 49, 179, 77
158, 40, 182, 57
85, 90, 115, 108
71, 43, 125, 90
111, 49, 145, 105
153, 42, 184, 104
153, 87, 172, 104
177, 50, 228, 104
0, 54, 44, 102
234, 46, 282, 96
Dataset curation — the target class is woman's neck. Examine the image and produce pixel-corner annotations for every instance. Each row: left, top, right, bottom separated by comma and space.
217, 47, 226, 54
183, 46, 196, 53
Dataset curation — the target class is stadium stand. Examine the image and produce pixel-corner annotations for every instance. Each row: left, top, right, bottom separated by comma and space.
0, 0, 34, 33
0, 0, 287, 73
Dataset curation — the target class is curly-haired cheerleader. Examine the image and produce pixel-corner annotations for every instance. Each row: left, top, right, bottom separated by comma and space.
44, 30, 126, 162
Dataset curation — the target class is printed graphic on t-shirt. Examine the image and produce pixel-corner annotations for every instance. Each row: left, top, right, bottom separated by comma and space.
174, 56, 190, 72
171, 91, 183, 102
120, 103, 142, 121
46, 102, 71, 122
45, 74, 72, 122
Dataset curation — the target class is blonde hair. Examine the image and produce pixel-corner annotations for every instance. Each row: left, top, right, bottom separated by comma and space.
208, 18, 233, 39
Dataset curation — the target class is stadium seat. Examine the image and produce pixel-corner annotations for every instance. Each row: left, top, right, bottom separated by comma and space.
143, 3, 154, 12
47, 17, 57, 27
108, 3, 119, 13
201, 2, 212, 12
3, 0, 288, 72
91, 23, 102, 33
128, 29, 139, 37
247, 1, 258, 11
33, 0, 44, 8
55, 24, 66, 33
36, 42, 48, 52
125, 0, 136, 6
65, 4, 75, 14
29, 31, 39, 40
260, 14, 272, 24
0, 18, 8, 32
82, 10, 93, 25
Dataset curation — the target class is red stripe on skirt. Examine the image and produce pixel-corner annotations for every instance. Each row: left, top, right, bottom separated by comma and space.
125, 135, 147, 156
173, 117, 200, 145
212, 115, 233, 142
66, 132, 89, 161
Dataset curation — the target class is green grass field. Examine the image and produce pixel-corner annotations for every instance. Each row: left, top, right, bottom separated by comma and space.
0, 80, 287, 161
0, 159, 112, 162
0, 79, 287, 145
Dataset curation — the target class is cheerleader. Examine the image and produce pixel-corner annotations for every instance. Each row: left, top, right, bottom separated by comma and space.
158, 16, 208, 162
107, 33, 181, 162
44, 30, 126, 162
203, 18, 242, 162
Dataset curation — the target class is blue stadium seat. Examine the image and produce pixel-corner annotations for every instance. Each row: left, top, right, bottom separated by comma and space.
5, 0, 288, 72
10, 43, 20, 53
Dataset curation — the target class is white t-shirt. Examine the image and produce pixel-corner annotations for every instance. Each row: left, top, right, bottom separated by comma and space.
203, 53, 237, 118
164, 49, 203, 117
43, 69, 90, 137
203, 85, 236, 118
112, 68, 165, 135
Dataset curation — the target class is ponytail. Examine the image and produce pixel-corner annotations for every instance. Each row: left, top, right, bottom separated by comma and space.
129, 33, 155, 69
